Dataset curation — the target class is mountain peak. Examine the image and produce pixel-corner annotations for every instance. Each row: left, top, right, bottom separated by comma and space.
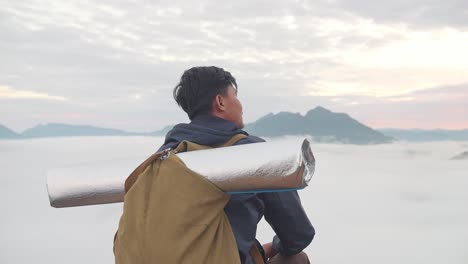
244, 107, 393, 144
305, 106, 336, 117
312, 106, 331, 112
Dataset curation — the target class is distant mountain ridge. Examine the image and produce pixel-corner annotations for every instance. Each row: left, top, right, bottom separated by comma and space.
21, 123, 140, 138
0, 124, 19, 139
2, 106, 468, 143
0, 123, 169, 139
379, 129, 468, 142
244, 106, 393, 144
149, 125, 173, 136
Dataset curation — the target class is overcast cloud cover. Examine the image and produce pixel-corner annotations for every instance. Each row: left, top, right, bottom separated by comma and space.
1, 0, 468, 132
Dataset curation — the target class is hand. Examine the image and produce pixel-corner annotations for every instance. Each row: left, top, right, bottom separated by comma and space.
262, 242, 278, 260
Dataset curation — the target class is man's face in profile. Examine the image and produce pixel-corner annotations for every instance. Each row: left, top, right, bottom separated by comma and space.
221, 85, 244, 129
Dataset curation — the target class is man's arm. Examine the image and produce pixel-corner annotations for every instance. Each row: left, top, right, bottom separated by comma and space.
235, 135, 315, 256
259, 191, 315, 256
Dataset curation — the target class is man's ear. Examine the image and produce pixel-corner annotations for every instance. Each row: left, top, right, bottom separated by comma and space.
213, 94, 226, 112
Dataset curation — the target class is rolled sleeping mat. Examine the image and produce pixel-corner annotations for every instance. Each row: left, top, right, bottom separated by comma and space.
47, 137, 315, 208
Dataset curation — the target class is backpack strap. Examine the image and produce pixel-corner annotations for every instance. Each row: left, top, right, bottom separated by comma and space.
124, 149, 169, 193
216, 134, 248, 148
175, 134, 248, 153
174, 141, 212, 153
250, 243, 266, 264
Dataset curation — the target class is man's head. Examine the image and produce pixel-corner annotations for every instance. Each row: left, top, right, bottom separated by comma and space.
173, 66, 244, 128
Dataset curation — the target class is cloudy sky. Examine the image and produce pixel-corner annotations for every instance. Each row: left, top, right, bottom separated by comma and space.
1, 0, 467, 132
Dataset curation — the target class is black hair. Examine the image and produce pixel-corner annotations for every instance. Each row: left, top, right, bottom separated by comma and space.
173, 66, 237, 120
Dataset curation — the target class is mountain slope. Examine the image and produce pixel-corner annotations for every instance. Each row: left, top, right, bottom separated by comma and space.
21, 123, 138, 138
0, 124, 19, 139
245, 106, 393, 144
149, 125, 174, 136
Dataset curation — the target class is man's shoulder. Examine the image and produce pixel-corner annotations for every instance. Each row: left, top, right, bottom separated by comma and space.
235, 134, 266, 145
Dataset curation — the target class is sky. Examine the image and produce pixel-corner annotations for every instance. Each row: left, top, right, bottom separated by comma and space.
1, 0, 468, 132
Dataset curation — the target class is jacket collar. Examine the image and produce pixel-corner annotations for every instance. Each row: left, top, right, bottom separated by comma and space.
190, 114, 240, 132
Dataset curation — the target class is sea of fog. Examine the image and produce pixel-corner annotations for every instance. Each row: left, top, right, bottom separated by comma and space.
1, 136, 467, 263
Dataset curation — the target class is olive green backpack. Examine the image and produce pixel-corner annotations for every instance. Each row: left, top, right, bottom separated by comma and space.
114, 134, 247, 264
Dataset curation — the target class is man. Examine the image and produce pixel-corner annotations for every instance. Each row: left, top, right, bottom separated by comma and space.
158, 66, 314, 263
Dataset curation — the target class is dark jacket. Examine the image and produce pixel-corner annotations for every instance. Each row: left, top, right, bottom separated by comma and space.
158, 114, 315, 264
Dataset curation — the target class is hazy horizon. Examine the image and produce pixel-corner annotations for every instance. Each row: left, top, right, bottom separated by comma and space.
3, 107, 468, 135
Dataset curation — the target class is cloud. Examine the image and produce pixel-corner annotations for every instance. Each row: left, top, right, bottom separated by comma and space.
330, 83, 468, 129
1, 0, 467, 131
314, 0, 468, 29
2, 1, 467, 98
396, 83, 468, 102
0, 86, 68, 101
